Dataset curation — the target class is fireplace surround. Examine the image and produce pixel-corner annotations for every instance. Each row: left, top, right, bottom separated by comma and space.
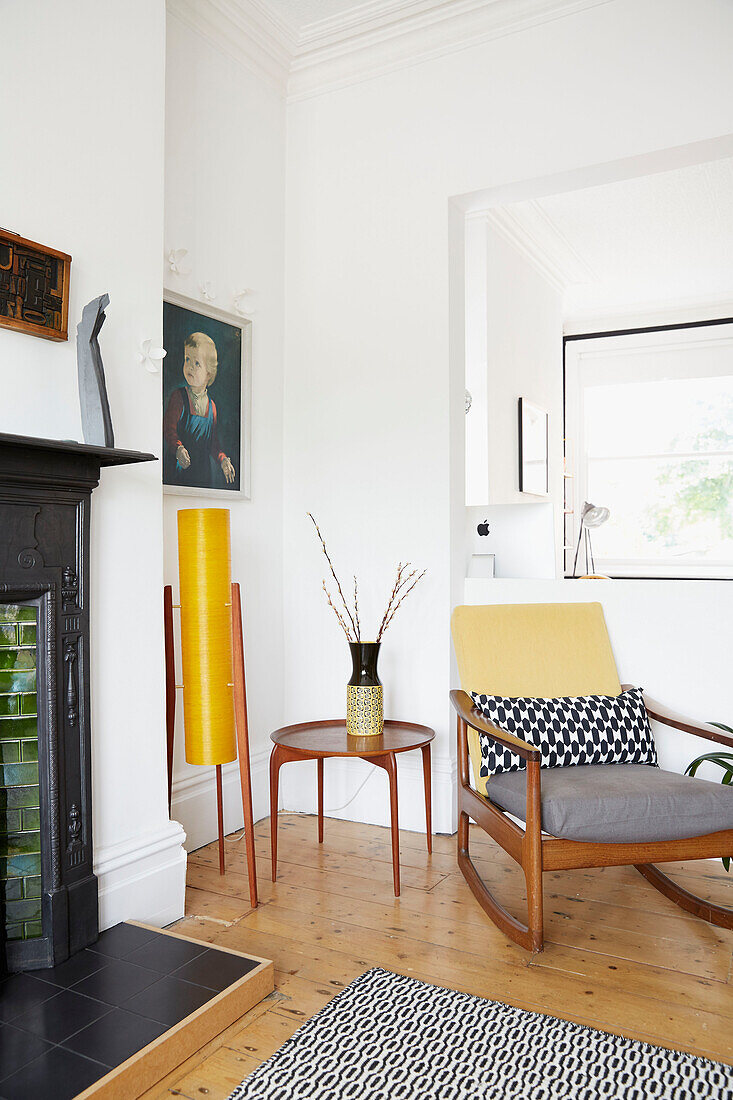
0, 432, 154, 972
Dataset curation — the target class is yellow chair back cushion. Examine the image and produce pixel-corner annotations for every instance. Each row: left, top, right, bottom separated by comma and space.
451, 603, 621, 795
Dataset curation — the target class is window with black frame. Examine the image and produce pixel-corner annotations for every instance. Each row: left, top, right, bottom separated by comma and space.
564, 320, 733, 579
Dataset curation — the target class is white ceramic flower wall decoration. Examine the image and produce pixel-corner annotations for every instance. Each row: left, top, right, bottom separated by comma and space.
167, 248, 191, 276
138, 339, 167, 374
233, 289, 256, 317
200, 281, 216, 302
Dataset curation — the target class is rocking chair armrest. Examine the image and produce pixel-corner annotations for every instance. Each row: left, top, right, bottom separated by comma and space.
450, 689, 541, 761
622, 684, 733, 751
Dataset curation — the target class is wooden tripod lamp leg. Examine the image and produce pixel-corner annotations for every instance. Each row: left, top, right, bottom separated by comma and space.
232, 582, 258, 908
163, 586, 176, 816
216, 764, 226, 875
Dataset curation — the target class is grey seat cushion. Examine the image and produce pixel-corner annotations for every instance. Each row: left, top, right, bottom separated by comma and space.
486, 763, 733, 843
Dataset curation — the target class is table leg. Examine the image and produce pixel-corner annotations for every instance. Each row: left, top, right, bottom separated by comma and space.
269, 744, 284, 882
317, 757, 324, 843
421, 743, 432, 854
381, 752, 400, 897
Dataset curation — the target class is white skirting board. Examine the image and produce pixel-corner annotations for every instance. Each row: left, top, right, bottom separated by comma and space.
171, 750, 270, 854
95, 820, 188, 932
173, 748, 457, 849
279, 753, 457, 837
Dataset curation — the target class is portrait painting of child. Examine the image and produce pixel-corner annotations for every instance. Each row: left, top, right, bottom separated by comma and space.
162, 298, 250, 496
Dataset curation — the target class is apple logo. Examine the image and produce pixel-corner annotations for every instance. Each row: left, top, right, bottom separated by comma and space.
477, 520, 490, 536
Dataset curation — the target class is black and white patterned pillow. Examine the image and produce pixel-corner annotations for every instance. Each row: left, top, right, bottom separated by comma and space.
469, 687, 657, 779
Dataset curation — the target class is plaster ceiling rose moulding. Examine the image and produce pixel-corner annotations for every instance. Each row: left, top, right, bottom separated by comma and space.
167, 0, 615, 101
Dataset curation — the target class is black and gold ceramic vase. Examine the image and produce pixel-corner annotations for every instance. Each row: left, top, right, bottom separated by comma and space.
346, 642, 383, 737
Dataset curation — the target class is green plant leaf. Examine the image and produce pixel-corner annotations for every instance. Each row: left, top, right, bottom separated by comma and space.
711, 722, 733, 734
685, 752, 733, 775
723, 856, 731, 873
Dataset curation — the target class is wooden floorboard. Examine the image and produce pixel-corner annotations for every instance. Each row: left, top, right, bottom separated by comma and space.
143, 813, 733, 1099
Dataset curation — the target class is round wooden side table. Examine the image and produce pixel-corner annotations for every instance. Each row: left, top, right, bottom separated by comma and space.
269, 720, 435, 897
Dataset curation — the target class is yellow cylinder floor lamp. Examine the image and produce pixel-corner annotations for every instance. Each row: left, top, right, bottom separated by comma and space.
164, 508, 257, 905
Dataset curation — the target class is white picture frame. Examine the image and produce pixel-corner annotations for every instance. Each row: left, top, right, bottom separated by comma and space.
518, 397, 549, 496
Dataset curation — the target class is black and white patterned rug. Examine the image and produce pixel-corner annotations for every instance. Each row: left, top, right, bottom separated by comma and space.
227, 968, 732, 1100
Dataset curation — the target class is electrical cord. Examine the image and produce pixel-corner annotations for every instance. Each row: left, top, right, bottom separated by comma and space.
226, 762, 378, 841
324, 764, 377, 814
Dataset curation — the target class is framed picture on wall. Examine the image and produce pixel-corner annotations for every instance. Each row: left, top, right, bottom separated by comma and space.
518, 397, 549, 496
163, 292, 251, 498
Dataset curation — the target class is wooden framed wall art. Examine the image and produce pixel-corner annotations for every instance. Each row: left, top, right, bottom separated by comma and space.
0, 230, 71, 341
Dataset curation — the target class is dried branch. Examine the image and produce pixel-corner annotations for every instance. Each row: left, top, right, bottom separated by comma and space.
308, 513, 358, 639
353, 576, 361, 642
378, 570, 426, 639
376, 562, 426, 641
376, 563, 417, 638
322, 580, 354, 641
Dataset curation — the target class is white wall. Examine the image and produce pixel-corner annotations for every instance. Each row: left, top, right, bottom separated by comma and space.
484, 220, 563, 517
163, 13, 287, 849
464, 578, 733, 778
2, 0, 186, 928
465, 217, 564, 573
487, 225, 563, 566
282, 0, 733, 834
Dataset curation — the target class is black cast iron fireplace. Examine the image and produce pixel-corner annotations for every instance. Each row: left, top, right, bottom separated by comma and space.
0, 433, 154, 973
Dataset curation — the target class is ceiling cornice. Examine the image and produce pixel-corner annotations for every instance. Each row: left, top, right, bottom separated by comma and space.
289, 0, 614, 100
477, 200, 596, 292
167, 0, 295, 94
168, 0, 614, 100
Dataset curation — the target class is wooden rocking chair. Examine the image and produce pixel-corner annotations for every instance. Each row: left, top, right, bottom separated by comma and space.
451, 602, 733, 953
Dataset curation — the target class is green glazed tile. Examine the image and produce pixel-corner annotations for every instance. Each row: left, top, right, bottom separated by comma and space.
0, 832, 42, 858
24, 919, 42, 939
0, 624, 17, 647
20, 694, 37, 717
6, 786, 40, 810
0, 695, 20, 717
21, 741, 38, 763
19, 625, 37, 645
0, 762, 39, 787
1, 852, 41, 878
1, 877, 23, 902
0, 605, 35, 623
0, 650, 35, 672
6, 922, 23, 940
24, 874, 42, 899
0, 671, 36, 693
0, 741, 20, 764
0, 717, 38, 740
21, 808, 41, 831
0, 810, 22, 835
5, 898, 42, 924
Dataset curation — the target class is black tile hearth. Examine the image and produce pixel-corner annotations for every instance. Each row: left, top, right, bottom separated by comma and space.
11, 987, 109, 1044
0, 923, 268, 1099
62, 1007, 166, 1068
30, 948, 107, 990
0, 974, 58, 1024
0, 1024, 52, 1081
0, 1044, 108, 1100
173, 946, 260, 991
71, 956, 160, 1007
126, 933, 208, 974
88, 922, 158, 960
122, 973, 216, 1027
